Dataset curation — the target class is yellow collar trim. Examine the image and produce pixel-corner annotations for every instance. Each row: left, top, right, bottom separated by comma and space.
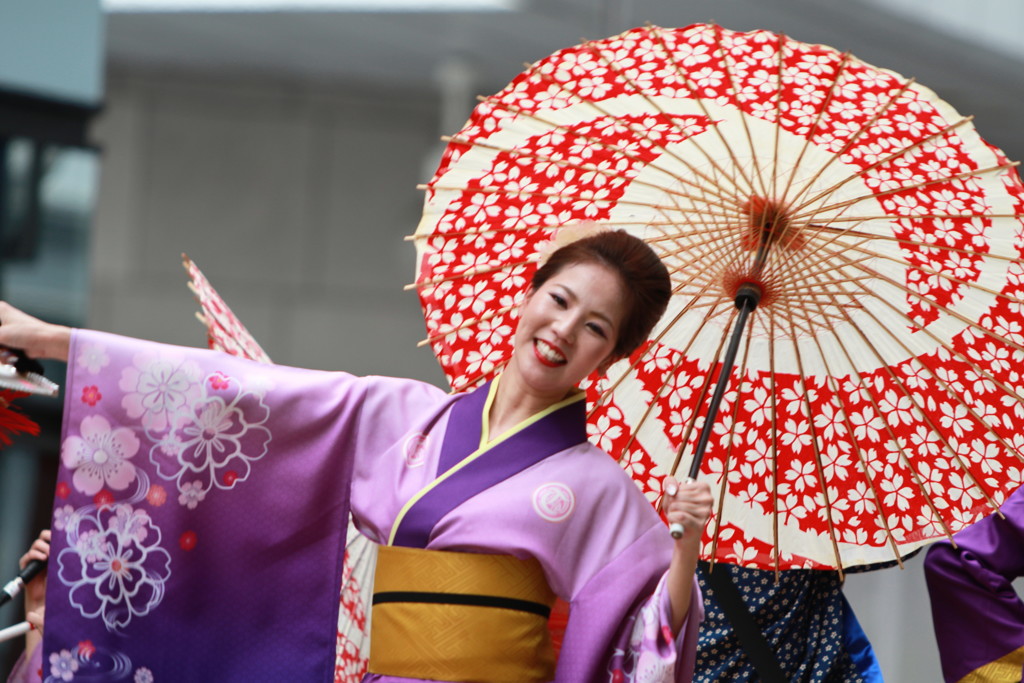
387, 376, 585, 546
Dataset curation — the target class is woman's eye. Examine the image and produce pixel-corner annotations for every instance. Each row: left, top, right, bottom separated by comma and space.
587, 322, 608, 338
550, 293, 567, 307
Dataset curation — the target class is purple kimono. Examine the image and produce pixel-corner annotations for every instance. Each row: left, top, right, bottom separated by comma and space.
925, 484, 1024, 683
27, 330, 700, 683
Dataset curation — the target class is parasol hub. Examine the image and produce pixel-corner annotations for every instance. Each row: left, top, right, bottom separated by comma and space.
741, 195, 805, 252
733, 281, 763, 310
719, 270, 770, 310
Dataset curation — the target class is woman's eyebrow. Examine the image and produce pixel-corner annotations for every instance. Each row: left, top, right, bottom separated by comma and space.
554, 284, 618, 329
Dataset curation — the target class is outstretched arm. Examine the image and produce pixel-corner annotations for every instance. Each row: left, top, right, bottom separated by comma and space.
0, 302, 72, 362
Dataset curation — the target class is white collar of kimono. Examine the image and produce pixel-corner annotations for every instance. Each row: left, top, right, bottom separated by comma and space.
386, 376, 585, 545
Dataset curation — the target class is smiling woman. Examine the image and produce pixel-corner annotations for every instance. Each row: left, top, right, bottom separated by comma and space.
0, 228, 713, 683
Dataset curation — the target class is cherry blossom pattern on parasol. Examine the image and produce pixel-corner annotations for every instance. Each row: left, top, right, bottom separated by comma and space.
411, 24, 1024, 572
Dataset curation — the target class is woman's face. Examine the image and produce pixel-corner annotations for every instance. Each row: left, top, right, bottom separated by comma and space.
509, 261, 626, 401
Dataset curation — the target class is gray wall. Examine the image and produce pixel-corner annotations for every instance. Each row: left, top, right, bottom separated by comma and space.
90, 70, 448, 385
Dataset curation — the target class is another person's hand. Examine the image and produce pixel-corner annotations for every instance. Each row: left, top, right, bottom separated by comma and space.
25, 606, 44, 634
20, 529, 50, 617
20, 529, 50, 657
0, 302, 72, 362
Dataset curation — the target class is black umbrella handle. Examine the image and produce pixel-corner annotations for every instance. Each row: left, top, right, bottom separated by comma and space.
670, 284, 761, 539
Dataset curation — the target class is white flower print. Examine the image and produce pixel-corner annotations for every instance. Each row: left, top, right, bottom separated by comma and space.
938, 402, 974, 439
816, 487, 849, 526
813, 401, 847, 441
849, 407, 883, 442
880, 468, 912, 511
740, 437, 772, 478
147, 378, 272, 504
777, 492, 809, 527
120, 356, 203, 433
946, 471, 983, 509
820, 442, 853, 482
592, 410, 624, 453
785, 460, 817, 493
848, 480, 877, 516
909, 426, 942, 459
743, 386, 772, 427
878, 390, 915, 427
779, 418, 811, 450
77, 343, 111, 375
575, 75, 612, 99
58, 504, 172, 631
738, 481, 770, 508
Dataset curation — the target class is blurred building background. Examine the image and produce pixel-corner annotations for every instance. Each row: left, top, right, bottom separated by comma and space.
0, 0, 103, 673
4, 0, 1024, 678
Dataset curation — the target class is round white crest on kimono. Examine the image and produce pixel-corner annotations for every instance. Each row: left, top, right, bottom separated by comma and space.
532, 483, 575, 522
404, 433, 429, 468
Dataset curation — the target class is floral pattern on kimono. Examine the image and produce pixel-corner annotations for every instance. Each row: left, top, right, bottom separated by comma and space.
38, 330, 700, 683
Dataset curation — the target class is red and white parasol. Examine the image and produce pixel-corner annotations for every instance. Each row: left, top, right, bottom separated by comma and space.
412, 24, 1024, 572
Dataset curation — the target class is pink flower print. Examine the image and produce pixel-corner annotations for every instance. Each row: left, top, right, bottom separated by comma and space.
209, 372, 230, 390
146, 484, 167, 507
81, 385, 102, 406
49, 650, 79, 681
62, 415, 140, 495
110, 503, 152, 544
74, 529, 108, 564
178, 480, 206, 509
53, 504, 76, 531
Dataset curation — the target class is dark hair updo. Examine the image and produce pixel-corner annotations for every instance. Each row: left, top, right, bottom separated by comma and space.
531, 229, 671, 359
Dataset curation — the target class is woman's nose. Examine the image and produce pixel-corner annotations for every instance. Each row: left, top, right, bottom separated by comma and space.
552, 314, 579, 342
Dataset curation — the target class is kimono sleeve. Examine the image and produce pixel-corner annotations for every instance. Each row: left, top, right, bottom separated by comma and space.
555, 521, 702, 683
43, 330, 426, 682
610, 572, 702, 682
925, 485, 1024, 683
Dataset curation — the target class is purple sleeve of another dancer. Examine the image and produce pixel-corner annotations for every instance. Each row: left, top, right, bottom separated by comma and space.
925, 485, 1024, 683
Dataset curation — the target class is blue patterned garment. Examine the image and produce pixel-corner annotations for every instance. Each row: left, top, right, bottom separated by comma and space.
695, 563, 881, 682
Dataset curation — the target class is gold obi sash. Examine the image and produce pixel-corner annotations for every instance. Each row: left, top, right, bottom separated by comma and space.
957, 645, 1024, 682
368, 545, 557, 682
